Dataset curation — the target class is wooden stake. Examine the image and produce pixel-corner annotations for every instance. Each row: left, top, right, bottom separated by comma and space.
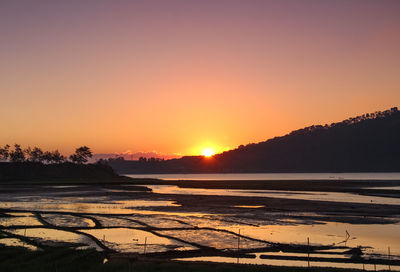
237, 229, 240, 251
388, 246, 391, 271
345, 230, 350, 246
144, 237, 147, 254
307, 237, 310, 269
237, 229, 240, 264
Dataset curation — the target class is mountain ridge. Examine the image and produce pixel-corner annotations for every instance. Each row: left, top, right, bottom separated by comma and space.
108, 107, 400, 173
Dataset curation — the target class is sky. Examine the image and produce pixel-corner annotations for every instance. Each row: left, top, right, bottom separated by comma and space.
1, 0, 400, 156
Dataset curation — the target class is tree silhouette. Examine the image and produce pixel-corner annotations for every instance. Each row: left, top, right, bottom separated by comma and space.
25, 147, 44, 162
69, 146, 93, 164
9, 144, 25, 162
41, 151, 52, 163
50, 150, 66, 164
0, 145, 10, 161
1, 144, 95, 165
41, 150, 66, 164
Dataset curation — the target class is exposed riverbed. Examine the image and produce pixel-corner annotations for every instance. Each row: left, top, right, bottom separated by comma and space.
1, 178, 400, 271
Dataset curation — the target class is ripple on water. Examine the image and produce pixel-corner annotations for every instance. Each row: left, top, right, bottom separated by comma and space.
0, 213, 42, 227
41, 214, 96, 228
81, 228, 195, 253
156, 229, 268, 250
8, 228, 102, 250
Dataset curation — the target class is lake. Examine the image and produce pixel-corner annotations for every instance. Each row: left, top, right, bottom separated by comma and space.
126, 172, 400, 181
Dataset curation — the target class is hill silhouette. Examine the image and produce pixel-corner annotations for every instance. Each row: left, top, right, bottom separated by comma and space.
108, 107, 400, 173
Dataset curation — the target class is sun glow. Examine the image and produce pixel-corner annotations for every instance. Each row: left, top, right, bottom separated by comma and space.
201, 148, 215, 157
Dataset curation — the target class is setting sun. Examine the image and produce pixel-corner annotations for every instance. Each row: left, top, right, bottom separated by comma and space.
201, 148, 215, 157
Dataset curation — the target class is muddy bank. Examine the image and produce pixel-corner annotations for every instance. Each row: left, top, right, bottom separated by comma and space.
0, 245, 381, 272
1, 179, 400, 271
151, 179, 400, 196
136, 192, 400, 225
0, 182, 399, 225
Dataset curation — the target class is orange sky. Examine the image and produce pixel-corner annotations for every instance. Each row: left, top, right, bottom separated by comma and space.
1, 1, 399, 156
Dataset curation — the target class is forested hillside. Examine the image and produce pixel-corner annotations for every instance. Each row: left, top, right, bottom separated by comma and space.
109, 107, 400, 173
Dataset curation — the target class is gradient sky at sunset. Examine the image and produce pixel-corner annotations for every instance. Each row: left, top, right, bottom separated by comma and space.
1, 0, 399, 156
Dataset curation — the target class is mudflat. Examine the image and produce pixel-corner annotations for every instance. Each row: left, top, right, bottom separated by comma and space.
1, 177, 400, 270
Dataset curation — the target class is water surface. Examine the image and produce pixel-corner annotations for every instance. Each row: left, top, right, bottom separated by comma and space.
147, 185, 400, 205
127, 172, 400, 181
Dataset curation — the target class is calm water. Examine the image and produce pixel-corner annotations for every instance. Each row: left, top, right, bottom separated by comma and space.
1, 182, 400, 270
146, 185, 400, 205
126, 172, 400, 181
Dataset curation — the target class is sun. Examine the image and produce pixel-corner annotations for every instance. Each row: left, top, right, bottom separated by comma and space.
201, 148, 215, 157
